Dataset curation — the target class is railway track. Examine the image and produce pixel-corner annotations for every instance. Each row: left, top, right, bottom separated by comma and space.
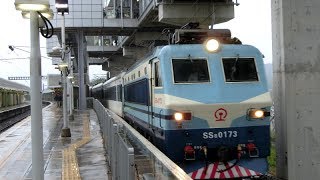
0, 102, 50, 133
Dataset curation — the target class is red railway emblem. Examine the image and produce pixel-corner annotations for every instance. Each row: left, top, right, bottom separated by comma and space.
214, 108, 227, 121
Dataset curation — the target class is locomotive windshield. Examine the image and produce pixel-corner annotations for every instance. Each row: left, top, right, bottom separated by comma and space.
172, 58, 210, 83
222, 58, 259, 82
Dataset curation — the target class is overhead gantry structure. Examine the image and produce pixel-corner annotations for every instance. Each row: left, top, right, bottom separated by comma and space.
46, 0, 237, 78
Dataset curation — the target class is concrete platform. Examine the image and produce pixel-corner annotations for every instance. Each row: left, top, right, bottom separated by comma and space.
0, 103, 109, 179
0, 102, 30, 114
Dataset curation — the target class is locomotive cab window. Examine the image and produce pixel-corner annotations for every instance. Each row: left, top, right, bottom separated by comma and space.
172, 58, 210, 83
222, 58, 259, 82
154, 61, 162, 87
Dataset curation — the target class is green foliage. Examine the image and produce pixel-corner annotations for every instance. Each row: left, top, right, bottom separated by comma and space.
268, 144, 276, 176
89, 77, 106, 86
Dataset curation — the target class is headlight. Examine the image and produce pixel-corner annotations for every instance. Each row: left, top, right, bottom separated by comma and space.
253, 110, 264, 118
247, 109, 268, 119
173, 112, 192, 121
174, 112, 183, 121
205, 38, 220, 52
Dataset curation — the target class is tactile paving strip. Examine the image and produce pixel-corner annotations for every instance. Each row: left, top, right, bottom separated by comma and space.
62, 115, 91, 180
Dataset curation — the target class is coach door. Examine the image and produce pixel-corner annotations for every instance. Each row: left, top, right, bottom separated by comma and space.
150, 59, 163, 128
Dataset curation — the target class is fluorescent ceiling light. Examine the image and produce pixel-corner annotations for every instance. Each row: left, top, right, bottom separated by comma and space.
56, 4, 68, 9
22, 9, 53, 19
15, 0, 50, 11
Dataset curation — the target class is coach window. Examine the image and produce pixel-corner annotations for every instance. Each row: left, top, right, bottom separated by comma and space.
154, 61, 162, 87
117, 85, 122, 101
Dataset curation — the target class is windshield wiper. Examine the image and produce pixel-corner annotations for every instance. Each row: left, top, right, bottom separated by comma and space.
230, 54, 240, 80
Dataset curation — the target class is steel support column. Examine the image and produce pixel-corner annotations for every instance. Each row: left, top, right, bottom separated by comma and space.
78, 30, 86, 110
61, 12, 71, 137
30, 11, 44, 180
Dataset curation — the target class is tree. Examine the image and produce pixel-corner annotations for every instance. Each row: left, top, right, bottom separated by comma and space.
89, 77, 106, 86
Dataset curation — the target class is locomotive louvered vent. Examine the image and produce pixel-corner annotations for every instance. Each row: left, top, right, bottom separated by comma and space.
172, 29, 232, 44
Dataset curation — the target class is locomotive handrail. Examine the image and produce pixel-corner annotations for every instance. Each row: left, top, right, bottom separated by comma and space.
159, 109, 163, 128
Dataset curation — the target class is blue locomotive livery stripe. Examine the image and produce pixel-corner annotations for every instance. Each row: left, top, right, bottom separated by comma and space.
163, 125, 270, 154
92, 39, 272, 177
124, 103, 175, 120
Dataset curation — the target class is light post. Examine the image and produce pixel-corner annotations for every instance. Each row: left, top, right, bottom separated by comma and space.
67, 73, 74, 120
56, 0, 71, 137
14, 1, 53, 179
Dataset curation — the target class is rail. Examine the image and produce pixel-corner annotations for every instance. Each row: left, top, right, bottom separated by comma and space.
93, 99, 191, 180
0, 104, 31, 132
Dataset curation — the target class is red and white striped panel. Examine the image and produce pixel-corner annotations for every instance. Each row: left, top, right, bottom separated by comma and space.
188, 162, 261, 179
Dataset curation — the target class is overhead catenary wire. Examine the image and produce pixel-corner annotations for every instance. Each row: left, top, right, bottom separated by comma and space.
8, 45, 47, 49
8, 46, 52, 60
188, 0, 200, 24
0, 57, 30, 61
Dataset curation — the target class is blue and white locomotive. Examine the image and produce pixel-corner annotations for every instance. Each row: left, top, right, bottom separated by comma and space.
92, 29, 272, 179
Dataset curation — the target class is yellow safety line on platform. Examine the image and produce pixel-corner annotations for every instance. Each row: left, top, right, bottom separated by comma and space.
62, 116, 91, 180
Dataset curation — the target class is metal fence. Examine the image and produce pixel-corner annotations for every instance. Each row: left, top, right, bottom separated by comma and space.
93, 99, 134, 180
92, 99, 191, 180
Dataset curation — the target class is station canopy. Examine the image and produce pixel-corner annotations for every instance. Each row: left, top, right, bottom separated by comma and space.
0, 77, 30, 92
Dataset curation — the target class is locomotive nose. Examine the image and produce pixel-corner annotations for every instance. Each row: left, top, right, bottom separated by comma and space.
217, 146, 233, 162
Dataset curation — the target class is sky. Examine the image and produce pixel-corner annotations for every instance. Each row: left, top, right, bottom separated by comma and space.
0, 0, 60, 88
0, 0, 272, 87
214, 0, 272, 63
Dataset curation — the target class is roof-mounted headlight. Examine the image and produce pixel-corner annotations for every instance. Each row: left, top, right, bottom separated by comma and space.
205, 38, 220, 52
